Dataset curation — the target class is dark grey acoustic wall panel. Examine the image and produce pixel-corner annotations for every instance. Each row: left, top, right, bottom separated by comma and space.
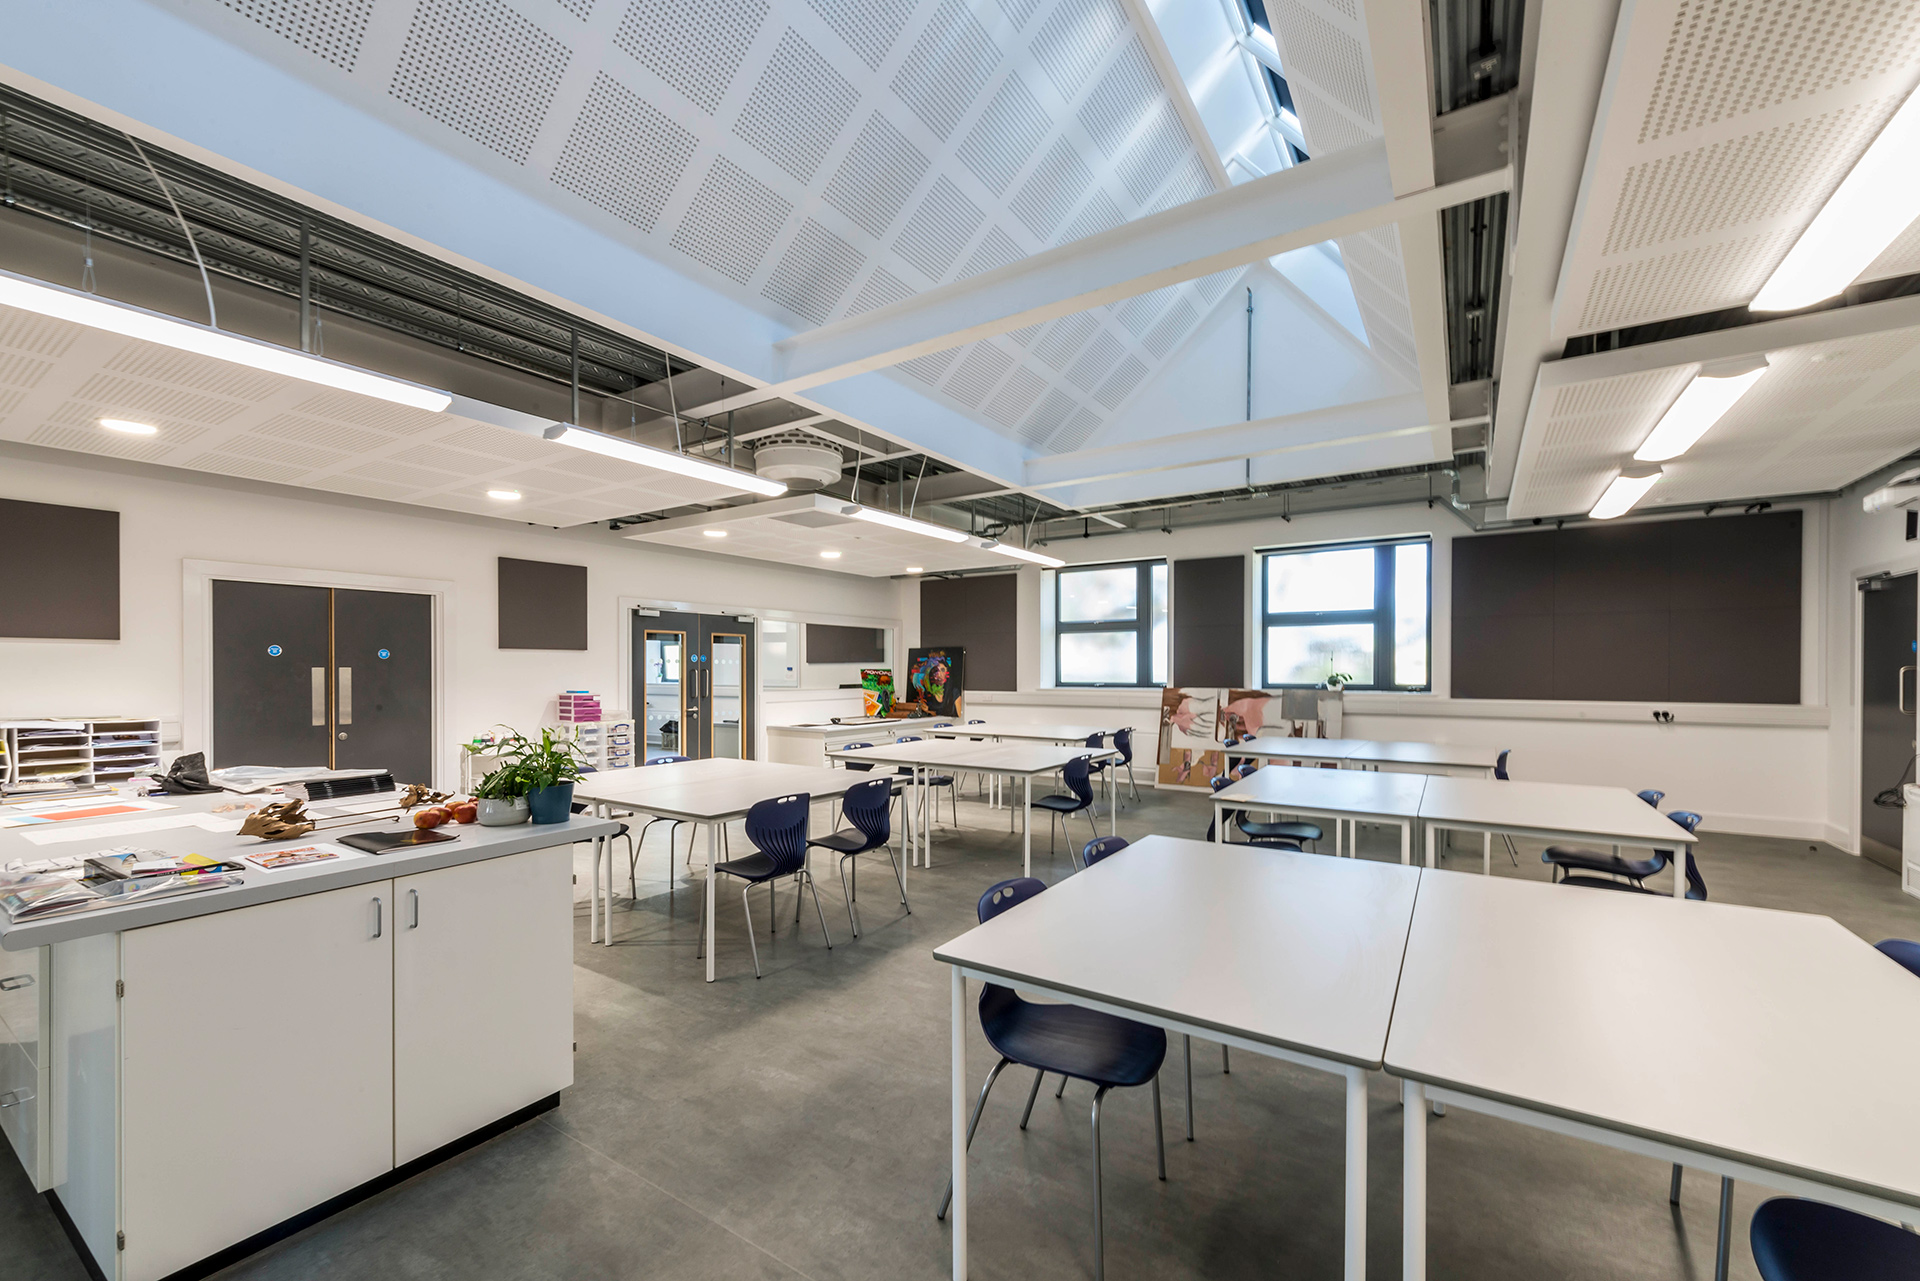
1452, 511, 1800, 703
806, 624, 887, 664
921, 574, 1017, 690
498, 557, 588, 650
1173, 556, 1244, 686
0, 498, 119, 639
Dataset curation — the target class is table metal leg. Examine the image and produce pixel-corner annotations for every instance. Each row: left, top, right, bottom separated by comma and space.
1213, 800, 1224, 845
1021, 774, 1032, 878
1345, 1065, 1367, 1281
951, 966, 969, 1280
1400, 820, 1410, 865
1403, 1078, 1426, 1281
1108, 764, 1116, 837
589, 829, 602, 945
704, 822, 718, 983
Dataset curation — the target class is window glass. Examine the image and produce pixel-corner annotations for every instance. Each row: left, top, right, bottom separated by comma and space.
1266, 546, 1374, 613
1394, 542, 1429, 688
1264, 624, 1375, 687
1060, 632, 1139, 685
1059, 567, 1138, 622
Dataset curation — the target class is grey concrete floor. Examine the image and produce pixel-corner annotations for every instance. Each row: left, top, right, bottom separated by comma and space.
6, 782, 1918, 1280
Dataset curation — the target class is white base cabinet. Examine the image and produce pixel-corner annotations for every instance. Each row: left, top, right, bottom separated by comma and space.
46, 846, 573, 1281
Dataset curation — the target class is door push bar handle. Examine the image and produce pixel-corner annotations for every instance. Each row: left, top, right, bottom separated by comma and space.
0, 974, 33, 991
338, 667, 353, 724
409, 887, 420, 929
372, 896, 382, 939
0, 1089, 31, 1109
1903, 666, 1917, 715
311, 667, 326, 727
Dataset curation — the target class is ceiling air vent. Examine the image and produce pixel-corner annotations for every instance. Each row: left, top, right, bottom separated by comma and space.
752, 431, 844, 491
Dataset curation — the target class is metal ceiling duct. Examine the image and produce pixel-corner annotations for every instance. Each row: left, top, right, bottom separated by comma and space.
751, 432, 845, 491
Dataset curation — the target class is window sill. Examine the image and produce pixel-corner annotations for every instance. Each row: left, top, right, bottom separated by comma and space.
1343, 692, 1829, 728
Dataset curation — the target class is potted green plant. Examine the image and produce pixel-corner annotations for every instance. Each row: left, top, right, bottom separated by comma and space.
481, 727, 586, 825
1323, 671, 1354, 691
472, 752, 530, 827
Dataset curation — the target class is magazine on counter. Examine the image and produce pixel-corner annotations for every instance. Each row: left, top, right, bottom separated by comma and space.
243, 842, 363, 872
0, 868, 242, 921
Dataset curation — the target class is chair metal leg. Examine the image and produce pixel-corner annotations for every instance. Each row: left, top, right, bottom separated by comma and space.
938, 1057, 1012, 1220
838, 857, 860, 938
1184, 1035, 1194, 1141
769, 879, 777, 935
1083, 807, 1100, 849
949, 784, 959, 828
1222, 1044, 1230, 1073
885, 842, 909, 911
741, 882, 762, 978
1020, 1069, 1045, 1129
1126, 762, 1140, 802
1091, 1085, 1110, 1281
1670, 1163, 1683, 1204
1056, 1073, 1068, 1099
1152, 1074, 1166, 1181
1503, 833, 1519, 867
1715, 1177, 1734, 1281
803, 869, 834, 948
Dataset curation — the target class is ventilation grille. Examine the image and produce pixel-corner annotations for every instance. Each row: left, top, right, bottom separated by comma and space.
389, 0, 570, 165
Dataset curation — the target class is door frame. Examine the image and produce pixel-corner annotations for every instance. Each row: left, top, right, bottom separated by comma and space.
185, 560, 453, 787
617, 594, 901, 761
1849, 556, 1920, 856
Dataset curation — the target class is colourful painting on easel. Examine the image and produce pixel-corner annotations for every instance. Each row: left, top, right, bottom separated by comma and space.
860, 668, 894, 717
904, 647, 963, 719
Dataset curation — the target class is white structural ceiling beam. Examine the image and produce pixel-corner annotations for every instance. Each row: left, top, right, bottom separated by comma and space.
768, 142, 1511, 396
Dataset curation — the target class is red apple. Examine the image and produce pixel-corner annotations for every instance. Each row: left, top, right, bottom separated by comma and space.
450, 801, 478, 824
413, 807, 448, 829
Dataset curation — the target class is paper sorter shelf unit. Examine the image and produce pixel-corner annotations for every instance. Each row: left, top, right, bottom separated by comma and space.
1, 719, 163, 792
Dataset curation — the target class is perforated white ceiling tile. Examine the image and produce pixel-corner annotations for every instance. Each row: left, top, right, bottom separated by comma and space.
554, 0, 594, 19
959, 225, 1025, 278
1577, 228, 1799, 333
550, 73, 699, 234
1019, 386, 1077, 444
1048, 404, 1102, 452
432, 421, 560, 461
1007, 321, 1043, 345
218, 432, 352, 470
1193, 267, 1243, 303
0, 310, 78, 358
1092, 354, 1147, 409
808, 0, 915, 70
1289, 82, 1372, 155
1078, 36, 1159, 156
1033, 313, 1099, 369
890, 0, 1001, 140
26, 422, 182, 463
733, 28, 862, 183
1066, 329, 1123, 390
942, 343, 1016, 406
290, 389, 443, 434
984, 364, 1047, 426
1143, 298, 1198, 358
1030, 0, 1128, 99
1113, 285, 1175, 336
389, 0, 570, 165
218, 0, 375, 70
822, 112, 931, 236
846, 265, 917, 314
1057, 189, 1125, 244
1271, 0, 1374, 126
614, 0, 770, 115
955, 72, 1051, 196
762, 218, 867, 322
996, 0, 1041, 28
0, 352, 54, 393
312, 473, 423, 502
103, 346, 285, 400
1861, 215, 1920, 283
1115, 101, 1190, 201
1143, 153, 1212, 214
183, 450, 316, 485
1008, 136, 1095, 239
669, 156, 794, 285
898, 346, 963, 383
67, 372, 250, 424
893, 175, 986, 280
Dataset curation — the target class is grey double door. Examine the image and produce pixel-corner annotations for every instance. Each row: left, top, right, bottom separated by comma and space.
1860, 572, 1918, 871
211, 580, 433, 785
634, 610, 754, 761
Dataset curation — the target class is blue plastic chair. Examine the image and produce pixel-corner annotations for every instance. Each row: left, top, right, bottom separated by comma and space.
1750, 1196, 1920, 1279
1203, 773, 1309, 849
1033, 755, 1099, 861
806, 776, 907, 936
1878, 938, 1920, 978
936, 877, 1167, 1279
1561, 847, 1709, 901
1223, 762, 1324, 847
1638, 789, 1667, 807
1081, 835, 1128, 866
896, 735, 959, 828
1546, 811, 1703, 888
699, 793, 830, 978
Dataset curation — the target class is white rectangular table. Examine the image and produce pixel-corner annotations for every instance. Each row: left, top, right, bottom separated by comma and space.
1387, 872, 1920, 1279
1416, 776, 1698, 895
1229, 736, 1372, 766
927, 721, 1128, 745
573, 759, 859, 980
1211, 766, 1429, 862
827, 739, 1117, 877
1344, 741, 1501, 777
934, 836, 1421, 1281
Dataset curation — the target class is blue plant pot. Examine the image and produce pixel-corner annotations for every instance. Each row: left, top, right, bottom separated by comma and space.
527, 782, 575, 825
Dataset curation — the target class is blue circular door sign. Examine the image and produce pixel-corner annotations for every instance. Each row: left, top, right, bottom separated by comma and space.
266, 644, 282, 657
378, 648, 391, 660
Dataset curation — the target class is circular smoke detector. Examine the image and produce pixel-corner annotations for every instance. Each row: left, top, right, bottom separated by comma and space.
752, 433, 844, 491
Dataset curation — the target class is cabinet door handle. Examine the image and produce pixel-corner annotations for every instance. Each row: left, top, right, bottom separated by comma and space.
409, 887, 419, 929
0, 974, 32, 991
372, 896, 383, 939
0, 1089, 30, 1109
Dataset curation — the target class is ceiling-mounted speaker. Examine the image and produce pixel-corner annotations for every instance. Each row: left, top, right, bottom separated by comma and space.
752, 432, 844, 491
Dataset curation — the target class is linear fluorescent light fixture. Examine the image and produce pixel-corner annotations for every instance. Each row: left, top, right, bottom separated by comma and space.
0, 269, 451, 412
1751, 87, 1920, 312
975, 538, 1066, 569
1589, 465, 1663, 520
838, 504, 969, 543
1633, 356, 1769, 462
543, 424, 787, 496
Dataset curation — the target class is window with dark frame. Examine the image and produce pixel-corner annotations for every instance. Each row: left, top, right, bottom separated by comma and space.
1260, 538, 1431, 690
1054, 560, 1168, 688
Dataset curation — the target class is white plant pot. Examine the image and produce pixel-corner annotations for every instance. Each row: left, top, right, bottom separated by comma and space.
476, 796, 529, 826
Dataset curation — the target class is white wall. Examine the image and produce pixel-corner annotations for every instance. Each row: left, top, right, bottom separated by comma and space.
903, 500, 1837, 841
0, 450, 898, 788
